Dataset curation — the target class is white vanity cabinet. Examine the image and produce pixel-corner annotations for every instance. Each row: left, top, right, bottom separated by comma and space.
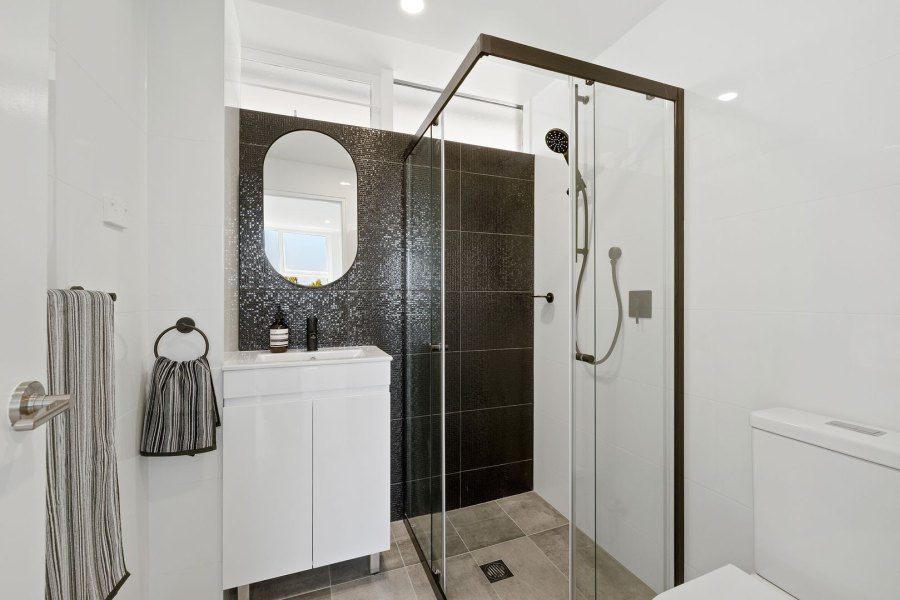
221, 347, 392, 590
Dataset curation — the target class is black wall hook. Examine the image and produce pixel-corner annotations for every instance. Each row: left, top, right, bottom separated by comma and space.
533, 292, 554, 303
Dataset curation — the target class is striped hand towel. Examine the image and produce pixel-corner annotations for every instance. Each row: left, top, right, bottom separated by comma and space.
140, 356, 220, 456
46, 289, 129, 600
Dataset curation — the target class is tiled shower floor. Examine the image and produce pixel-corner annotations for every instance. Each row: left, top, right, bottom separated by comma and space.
225, 492, 655, 600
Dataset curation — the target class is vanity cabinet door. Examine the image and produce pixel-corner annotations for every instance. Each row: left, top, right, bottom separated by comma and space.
223, 399, 313, 589
312, 390, 390, 567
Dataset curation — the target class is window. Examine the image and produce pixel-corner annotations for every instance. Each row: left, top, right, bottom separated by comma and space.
240, 49, 378, 128
265, 229, 332, 286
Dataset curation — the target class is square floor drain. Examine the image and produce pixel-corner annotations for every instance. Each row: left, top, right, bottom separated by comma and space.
480, 559, 513, 583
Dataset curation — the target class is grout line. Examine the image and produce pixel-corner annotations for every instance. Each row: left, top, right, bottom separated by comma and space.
526, 533, 570, 582
450, 229, 534, 239
527, 521, 570, 538
494, 498, 527, 539
458, 170, 535, 182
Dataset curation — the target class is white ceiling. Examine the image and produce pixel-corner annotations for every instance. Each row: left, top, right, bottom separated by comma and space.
251, 0, 666, 59
239, 0, 667, 104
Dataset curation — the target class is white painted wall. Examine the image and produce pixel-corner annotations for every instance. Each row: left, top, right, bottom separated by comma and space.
49, 1, 150, 597
146, 0, 226, 597
594, 0, 900, 582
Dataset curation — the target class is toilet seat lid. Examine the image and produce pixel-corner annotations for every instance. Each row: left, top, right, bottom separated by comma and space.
654, 565, 794, 600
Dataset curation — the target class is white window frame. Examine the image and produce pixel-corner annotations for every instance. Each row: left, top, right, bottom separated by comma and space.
241, 47, 393, 130
264, 191, 345, 285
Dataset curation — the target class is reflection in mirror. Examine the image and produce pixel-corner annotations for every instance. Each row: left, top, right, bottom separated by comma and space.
263, 130, 358, 286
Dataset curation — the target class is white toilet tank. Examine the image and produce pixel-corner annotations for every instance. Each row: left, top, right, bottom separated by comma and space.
752, 408, 900, 600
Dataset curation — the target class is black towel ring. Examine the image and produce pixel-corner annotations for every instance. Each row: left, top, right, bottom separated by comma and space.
154, 317, 209, 359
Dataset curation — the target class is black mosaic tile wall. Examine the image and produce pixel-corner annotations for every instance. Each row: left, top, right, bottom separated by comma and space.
239, 110, 534, 520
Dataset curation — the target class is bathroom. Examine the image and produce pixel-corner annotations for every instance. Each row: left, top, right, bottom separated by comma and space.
1, 0, 899, 599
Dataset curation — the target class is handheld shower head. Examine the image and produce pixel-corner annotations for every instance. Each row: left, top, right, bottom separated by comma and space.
608, 246, 622, 260
545, 128, 569, 158
546, 128, 586, 193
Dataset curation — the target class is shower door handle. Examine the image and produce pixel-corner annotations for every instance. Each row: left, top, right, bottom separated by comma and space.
8, 381, 72, 431
429, 343, 447, 352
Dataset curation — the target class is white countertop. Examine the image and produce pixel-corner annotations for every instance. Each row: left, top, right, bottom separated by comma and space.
223, 346, 392, 371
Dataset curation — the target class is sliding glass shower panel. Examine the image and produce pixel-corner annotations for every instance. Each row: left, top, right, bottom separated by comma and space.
573, 79, 676, 599
403, 121, 447, 588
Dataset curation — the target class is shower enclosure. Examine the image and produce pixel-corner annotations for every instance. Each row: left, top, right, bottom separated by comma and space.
402, 35, 683, 600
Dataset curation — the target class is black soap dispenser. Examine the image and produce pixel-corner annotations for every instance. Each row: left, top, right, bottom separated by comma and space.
306, 316, 318, 352
269, 307, 289, 353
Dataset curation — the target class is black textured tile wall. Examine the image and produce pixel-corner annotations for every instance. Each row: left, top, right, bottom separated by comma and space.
445, 170, 461, 231
460, 404, 534, 471
460, 173, 534, 236
460, 233, 533, 291
449, 143, 535, 509
460, 293, 534, 351
460, 145, 534, 179
461, 349, 533, 411
460, 461, 534, 507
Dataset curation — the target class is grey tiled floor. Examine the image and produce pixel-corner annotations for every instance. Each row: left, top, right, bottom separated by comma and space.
226, 492, 655, 600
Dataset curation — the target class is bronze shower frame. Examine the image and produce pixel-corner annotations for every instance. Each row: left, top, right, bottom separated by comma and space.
402, 33, 685, 597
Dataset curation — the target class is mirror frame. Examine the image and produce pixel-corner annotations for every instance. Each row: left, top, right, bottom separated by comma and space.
261, 128, 360, 289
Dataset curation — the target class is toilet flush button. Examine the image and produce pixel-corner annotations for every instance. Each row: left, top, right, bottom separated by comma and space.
826, 420, 886, 436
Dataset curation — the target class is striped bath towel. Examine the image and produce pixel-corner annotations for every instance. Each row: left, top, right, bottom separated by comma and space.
140, 356, 220, 456
46, 289, 129, 600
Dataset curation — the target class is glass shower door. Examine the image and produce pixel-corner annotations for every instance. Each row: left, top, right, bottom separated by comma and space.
403, 121, 447, 589
571, 79, 676, 599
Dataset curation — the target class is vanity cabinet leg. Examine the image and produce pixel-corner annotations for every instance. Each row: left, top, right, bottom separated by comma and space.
237, 584, 250, 600
369, 553, 381, 575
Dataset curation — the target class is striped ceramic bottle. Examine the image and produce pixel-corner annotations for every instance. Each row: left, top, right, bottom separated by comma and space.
269, 307, 289, 353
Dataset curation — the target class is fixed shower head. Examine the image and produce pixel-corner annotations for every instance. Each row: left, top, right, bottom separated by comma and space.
545, 128, 569, 156
608, 247, 622, 260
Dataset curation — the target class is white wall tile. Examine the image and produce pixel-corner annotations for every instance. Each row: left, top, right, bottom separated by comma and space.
149, 559, 223, 600
149, 136, 228, 226
148, 476, 223, 575
51, 1, 150, 597
147, 0, 224, 143
145, 2, 226, 596
684, 481, 754, 576
51, 0, 147, 125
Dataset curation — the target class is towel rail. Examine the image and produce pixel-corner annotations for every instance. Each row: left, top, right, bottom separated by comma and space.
70, 286, 116, 301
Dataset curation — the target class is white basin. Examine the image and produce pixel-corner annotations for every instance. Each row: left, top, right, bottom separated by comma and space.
223, 346, 389, 371
256, 347, 364, 363
222, 346, 392, 400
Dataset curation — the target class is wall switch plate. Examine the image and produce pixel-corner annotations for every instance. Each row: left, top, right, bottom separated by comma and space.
102, 194, 128, 229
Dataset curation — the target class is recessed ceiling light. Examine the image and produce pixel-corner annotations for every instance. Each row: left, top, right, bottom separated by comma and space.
339, 181, 351, 186
324, 220, 332, 224
401, 0, 425, 15
717, 91, 739, 102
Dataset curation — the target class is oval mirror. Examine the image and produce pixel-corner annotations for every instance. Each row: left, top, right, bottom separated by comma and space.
263, 131, 358, 287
